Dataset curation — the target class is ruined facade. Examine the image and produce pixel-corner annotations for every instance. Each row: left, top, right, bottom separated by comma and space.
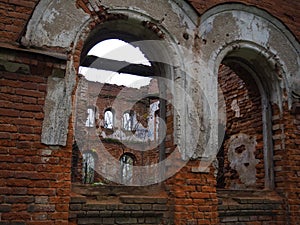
0, 0, 299, 224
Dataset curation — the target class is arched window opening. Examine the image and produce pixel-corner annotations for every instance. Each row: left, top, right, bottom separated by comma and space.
79, 39, 152, 89
85, 107, 96, 127
120, 153, 135, 184
104, 108, 114, 129
74, 22, 171, 187
82, 152, 96, 184
122, 111, 136, 131
217, 60, 270, 190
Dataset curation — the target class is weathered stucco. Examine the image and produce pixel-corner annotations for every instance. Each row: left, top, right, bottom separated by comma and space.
199, 4, 300, 110
24, 0, 207, 159
228, 133, 259, 189
23, 1, 299, 164
23, 0, 90, 49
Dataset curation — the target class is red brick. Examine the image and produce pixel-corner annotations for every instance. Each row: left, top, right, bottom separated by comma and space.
55, 204, 69, 212
190, 192, 210, 199
8, 0, 36, 8
4, 196, 34, 203
15, 89, 44, 98
0, 108, 19, 117
27, 188, 56, 196
27, 221, 55, 225
50, 212, 69, 219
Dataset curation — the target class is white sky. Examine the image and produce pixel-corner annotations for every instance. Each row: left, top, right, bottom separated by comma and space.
79, 39, 152, 89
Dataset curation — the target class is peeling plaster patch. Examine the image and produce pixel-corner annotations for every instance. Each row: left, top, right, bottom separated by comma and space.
41, 59, 75, 146
41, 157, 50, 163
24, 0, 90, 48
168, 0, 197, 30
41, 76, 68, 146
101, 0, 196, 48
0, 60, 30, 74
232, 11, 270, 46
43, 7, 60, 24
199, 5, 300, 111
41, 150, 52, 156
228, 133, 259, 188
231, 99, 240, 118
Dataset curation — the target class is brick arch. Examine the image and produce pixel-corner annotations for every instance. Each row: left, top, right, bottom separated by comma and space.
198, 3, 300, 223
199, 3, 300, 109
217, 58, 271, 190
70, 1, 203, 185
196, 2, 299, 162
26, 0, 202, 157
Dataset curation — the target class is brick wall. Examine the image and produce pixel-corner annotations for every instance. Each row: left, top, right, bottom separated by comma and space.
217, 64, 264, 190
69, 185, 170, 225
165, 161, 219, 225
274, 103, 300, 224
216, 62, 300, 223
72, 79, 160, 185
0, 47, 72, 225
0, 0, 299, 224
0, 0, 299, 46
288, 111, 300, 223
217, 190, 285, 224
187, 0, 299, 42
0, 0, 39, 43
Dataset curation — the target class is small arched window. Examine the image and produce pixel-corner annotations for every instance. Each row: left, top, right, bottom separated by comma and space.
85, 107, 96, 127
82, 152, 95, 184
104, 108, 114, 129
122, 111, 135, 131
120, 153, 135, 184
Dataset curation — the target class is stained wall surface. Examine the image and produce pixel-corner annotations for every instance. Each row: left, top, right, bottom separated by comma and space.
0, 0, 299, 225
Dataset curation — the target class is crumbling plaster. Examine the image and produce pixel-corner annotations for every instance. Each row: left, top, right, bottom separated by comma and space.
199, 4, 300, 111
25, 0, 208, 162
228, 133, 259, 189
22, 0, 90, 49
23, 1, 299, 166
198, 4, 299, 188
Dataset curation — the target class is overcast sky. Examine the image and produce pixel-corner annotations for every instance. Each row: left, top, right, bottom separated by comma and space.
79, 39, 152, 88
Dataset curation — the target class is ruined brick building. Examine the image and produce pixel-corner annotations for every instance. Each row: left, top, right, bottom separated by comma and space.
0, 0, 299, 224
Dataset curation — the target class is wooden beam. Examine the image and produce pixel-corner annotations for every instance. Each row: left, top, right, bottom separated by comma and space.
81, 55, 155, 77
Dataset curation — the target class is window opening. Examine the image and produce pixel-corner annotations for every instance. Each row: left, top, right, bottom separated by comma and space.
79, 39, 152, 89
104, 109, 114, 129
82, 152, 95, 184
77, 37, 165, 186
85, 107, 95, 127
120, 154, 134, 184
122, 111, 135, 131
217, 63, 264, 190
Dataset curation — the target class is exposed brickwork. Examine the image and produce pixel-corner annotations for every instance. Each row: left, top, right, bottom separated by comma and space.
0, 47, 72, 225
277, 103, 300, 224
217, 64, 264, 189
0, 0, 299, 225
218, 190, 285, 224
72, 79, 160, 184
165, 161, 219, 225
288, 111, 300, 223
187, 0, 300, 42
69, 184, 170, 225
0, 0, 39, 43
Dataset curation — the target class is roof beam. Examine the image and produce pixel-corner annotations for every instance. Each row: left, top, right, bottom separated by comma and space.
80, 55, 155, 77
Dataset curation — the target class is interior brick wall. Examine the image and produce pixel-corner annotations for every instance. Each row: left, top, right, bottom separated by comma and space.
0, 0, 299, 224
0, 48, 72, 225
72, 79, 160, 185
187, 0, 299, 42
273, 103, 300, 224
0, 0, 299, 45
217, 63, 264, 190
